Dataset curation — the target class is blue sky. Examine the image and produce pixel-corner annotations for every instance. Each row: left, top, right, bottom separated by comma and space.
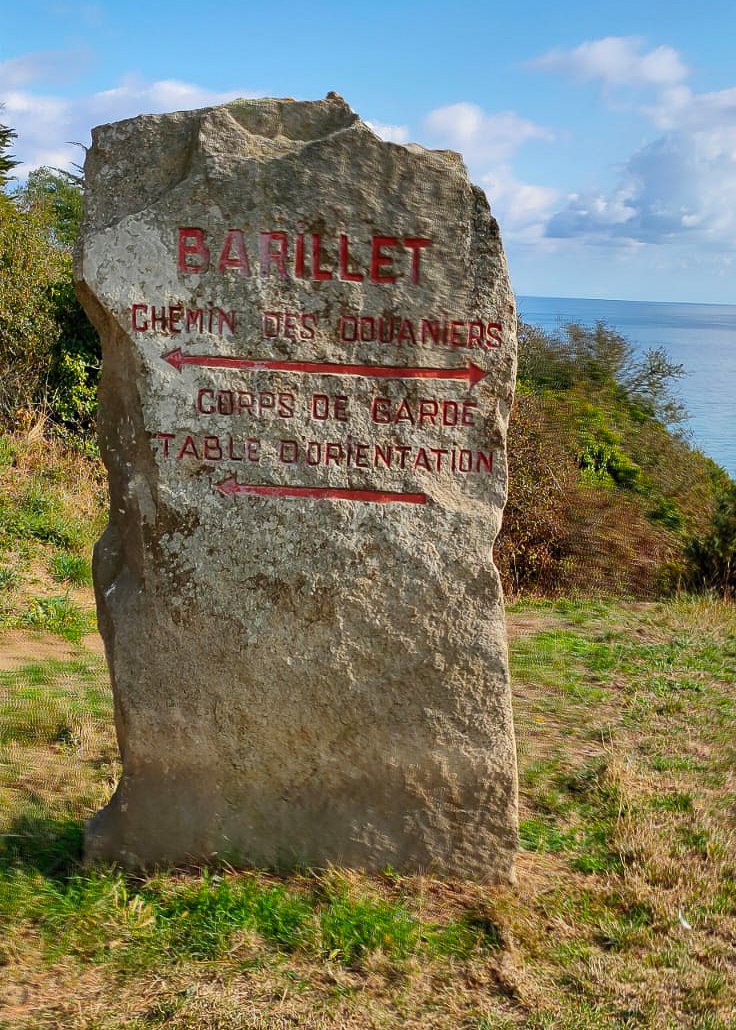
2, 0, 735, 303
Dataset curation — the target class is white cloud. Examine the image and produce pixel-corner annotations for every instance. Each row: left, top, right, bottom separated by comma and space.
644, 83, 736, 132
365, 121, 410, 143
2, 67, 258, 177
422, 102, 554, 162
529, 36, 688, 88
481, 165, 560, 242
527, 36, 736, 250
415, 103, 557, 241
546, 126, 736, 245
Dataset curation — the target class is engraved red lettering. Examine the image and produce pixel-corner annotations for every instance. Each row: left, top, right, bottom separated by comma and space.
450, 321, 466, 347
150, 306, 167, 331
375, 445, 392, 468
197, 389, 215, 414
325, 443, 344, 465
414, 448, 432, 471
421, 320, 440, 345
186, 309, 204, 332
295, 230, 305, 277
429, 447, 449, 471
301, 313, 316, 340
418, 399, 438, 426
468, 322, 484, 348
442, 401, 459, 426
167, 305, 183, 334
278, 393, 295, 417
403, 237, 431, 283
312, 394, 329, 420
218, 309, 237, 334
476, 451, 493, 473
132, 304, 148, 331
339, 234, 363, 282
178, 436, 199, 460
260, 231, 288, 278
237, 392, 254, 414
218, 230, 251, 275
340, 315, 358, 341
279, 440, 299, 463
227, 436, 243, 461
371, 397, 391, 424
217, 391, 234, 415
283, 312, 298, 340
397, 319, 416, 344
394, 398, 414, 425
263, 312, 280, 337
370, 236, 398, 283
486, 322, 502, 347
156, 432, 175, 457
360, 317, 376, 342
461, 401, 478, 427
395, 445, 411, 468
258, 393, 275, 415
204, 436, 223, 461
178, 228, 210, 273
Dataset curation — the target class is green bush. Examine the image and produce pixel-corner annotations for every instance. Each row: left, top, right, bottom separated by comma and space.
685, 483, 736, 597
0, 201, 64, 419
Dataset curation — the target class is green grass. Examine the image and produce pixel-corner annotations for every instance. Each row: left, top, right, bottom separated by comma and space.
50, 551, 93, 586
1, 599, 735, 1028
0, 479, 87, 552
0, 656, 112, 745
18, 594, 95, 641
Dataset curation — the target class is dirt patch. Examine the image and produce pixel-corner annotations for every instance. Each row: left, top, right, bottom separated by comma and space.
0, 630, 104, 670
506, 612, 559, 640
81, 632, 105, 656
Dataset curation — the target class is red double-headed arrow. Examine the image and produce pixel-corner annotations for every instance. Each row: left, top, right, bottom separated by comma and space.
217, 478, 427, 505
163, 348, 487, 385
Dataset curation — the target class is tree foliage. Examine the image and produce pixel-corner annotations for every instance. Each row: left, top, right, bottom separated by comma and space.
684, 483, 736, 597
17, 166, 84, 247
497, 320, 728, 598
0, 200, 65, 418
0, 107, 19, 190
8, 165, 100, 434
517, 320, 687, 425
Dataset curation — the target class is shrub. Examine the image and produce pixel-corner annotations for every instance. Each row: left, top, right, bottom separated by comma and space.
684, 483, 736, 597
0, 201, 65, 420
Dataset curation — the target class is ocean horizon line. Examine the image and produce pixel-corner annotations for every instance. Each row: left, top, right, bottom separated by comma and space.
517, 293, 736, 310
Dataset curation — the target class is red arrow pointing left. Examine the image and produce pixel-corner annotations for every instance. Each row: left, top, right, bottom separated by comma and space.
217, 478, 427, 505
163, 348, 487, 385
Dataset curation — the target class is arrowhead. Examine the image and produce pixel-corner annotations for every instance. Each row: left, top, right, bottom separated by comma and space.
163, 348, 184, 371
467, 362, 488, 385
217, 476, 240, 497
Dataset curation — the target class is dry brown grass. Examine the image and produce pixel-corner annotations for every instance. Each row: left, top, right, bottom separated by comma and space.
1, 599, 734, 1029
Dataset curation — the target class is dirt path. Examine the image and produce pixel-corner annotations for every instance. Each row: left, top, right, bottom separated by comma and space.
0, 630, 105, 671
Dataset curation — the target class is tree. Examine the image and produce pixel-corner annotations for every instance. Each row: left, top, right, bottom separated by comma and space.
12, 167, 100, 433
0, 106, 19, 190
17, 166, 84, 247
0, 200, 65, 419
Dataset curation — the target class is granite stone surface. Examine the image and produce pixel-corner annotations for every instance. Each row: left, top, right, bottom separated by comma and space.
75, 93, 519, 879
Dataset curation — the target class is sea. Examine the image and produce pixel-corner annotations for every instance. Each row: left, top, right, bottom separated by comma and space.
516, 296, 736, 478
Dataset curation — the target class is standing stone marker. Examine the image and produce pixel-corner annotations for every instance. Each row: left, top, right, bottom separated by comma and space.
75, 93, 519, 880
